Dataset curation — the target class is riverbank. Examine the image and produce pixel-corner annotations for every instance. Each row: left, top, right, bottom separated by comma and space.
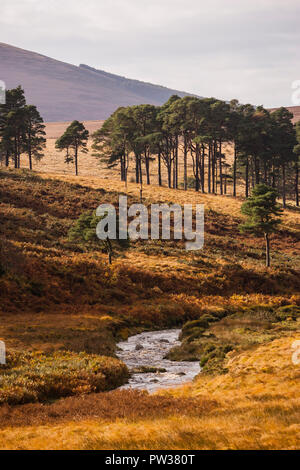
0, 333, 298, 450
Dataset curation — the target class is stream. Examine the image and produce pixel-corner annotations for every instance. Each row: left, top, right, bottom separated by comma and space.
116, 329, 201, 392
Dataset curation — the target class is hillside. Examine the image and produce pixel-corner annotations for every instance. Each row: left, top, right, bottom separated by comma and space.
0, 43, 198, 121
0, 168, 299, 449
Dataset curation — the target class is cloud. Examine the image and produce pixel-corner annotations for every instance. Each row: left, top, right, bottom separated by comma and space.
1, 0, 300, 107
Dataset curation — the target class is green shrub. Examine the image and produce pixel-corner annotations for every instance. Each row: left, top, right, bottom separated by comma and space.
182, 318, 209, 334
202, 307, 229, 319
275, 305, 300, 321
200, 344, 233, 375
182, 327, 205, 343
200, 314, 218, 323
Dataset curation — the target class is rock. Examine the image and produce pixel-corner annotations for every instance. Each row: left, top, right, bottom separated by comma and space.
177, 372, 186, 376
131, 366, 167, 374
135, 343, 143, 351
159, 339, 169, 343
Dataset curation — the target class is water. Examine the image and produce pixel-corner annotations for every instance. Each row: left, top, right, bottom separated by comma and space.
116, 329, 201, 392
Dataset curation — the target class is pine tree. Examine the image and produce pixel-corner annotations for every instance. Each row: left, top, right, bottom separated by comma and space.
294, 121, 300, 207
56, 121, 89, 176
23, 105, 46, 170
68, 211, 129, 265
240, 184, 282, 267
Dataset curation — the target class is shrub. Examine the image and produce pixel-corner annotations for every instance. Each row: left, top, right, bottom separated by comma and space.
200, 314, 218, 323
182, 318, 209, 334
182, 327, 206, 343
202, 306, 229, 319
275, 305, 300, 321
200, 343, 233, 375
0, 350, 129, 405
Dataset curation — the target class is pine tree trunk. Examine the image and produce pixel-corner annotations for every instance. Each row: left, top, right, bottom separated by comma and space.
295, 161, 299, 207
263, 161, 267, 183
245, 157, 249, 198
28, 131, 32, 170
5, 151, 9, 167
173, 152, 176, 189
14, 137, 18, 168
158, 151, 162, 186
265, 233, 270, 267
195, 149, 199, 192
135, 155, 140, 183
75, 145, 78, 176
167, 163, 172, 189
201, 145, 205, 193
208, 144, 211, 193
211, 145, 214, 193
175, 135, 178, 189
254, 156, 260, 185
120, 156, 125, 181
219, 141, 223, 195
183, 136, 188, 191
145, 154, 150, 185
139, 161, 143, 202
233, 145, 237, 197
282, 163, 286, 208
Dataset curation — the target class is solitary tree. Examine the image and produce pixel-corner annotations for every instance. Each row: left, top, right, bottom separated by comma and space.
56, 120, 89, 176
240, 184, 282, 267
68, 210, 129, 265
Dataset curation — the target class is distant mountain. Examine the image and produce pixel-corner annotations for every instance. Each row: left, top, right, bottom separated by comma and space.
0, 42, 199, 122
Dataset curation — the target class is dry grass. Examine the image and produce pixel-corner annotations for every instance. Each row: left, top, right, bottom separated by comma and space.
0, 335, 299, 450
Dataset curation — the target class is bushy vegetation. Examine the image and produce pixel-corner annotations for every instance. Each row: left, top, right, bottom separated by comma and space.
167, 304, 300, 374
0, 350, 128, 405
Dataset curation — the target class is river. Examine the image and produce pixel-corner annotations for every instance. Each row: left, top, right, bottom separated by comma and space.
116, 329, 201, 392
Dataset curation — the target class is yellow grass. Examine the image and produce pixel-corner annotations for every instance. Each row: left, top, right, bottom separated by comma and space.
0, 334, 299, 450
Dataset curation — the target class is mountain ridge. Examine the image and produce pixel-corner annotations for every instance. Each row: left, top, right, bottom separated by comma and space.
0, 42, 199, 122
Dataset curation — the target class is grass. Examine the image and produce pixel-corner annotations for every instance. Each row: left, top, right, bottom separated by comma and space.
0, 334, 299, 449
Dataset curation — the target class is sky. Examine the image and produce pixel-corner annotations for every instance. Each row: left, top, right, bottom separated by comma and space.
1, 0, 300, 108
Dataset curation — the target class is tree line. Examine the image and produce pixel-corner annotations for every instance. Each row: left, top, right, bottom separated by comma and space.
92, 96, 300, 207
1, 87, 299, 208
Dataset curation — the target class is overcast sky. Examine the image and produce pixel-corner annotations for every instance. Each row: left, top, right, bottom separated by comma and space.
1, 0, 299, 107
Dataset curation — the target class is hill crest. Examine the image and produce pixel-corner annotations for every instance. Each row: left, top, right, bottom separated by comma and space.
0, 42, 198, 122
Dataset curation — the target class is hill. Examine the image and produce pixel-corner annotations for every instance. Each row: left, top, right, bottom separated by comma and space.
0, 43, 199, 122
0, 168, 299, 449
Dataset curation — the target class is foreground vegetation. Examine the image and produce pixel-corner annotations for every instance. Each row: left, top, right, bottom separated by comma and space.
0, 334, 299, 450
0, 351, 128, 405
